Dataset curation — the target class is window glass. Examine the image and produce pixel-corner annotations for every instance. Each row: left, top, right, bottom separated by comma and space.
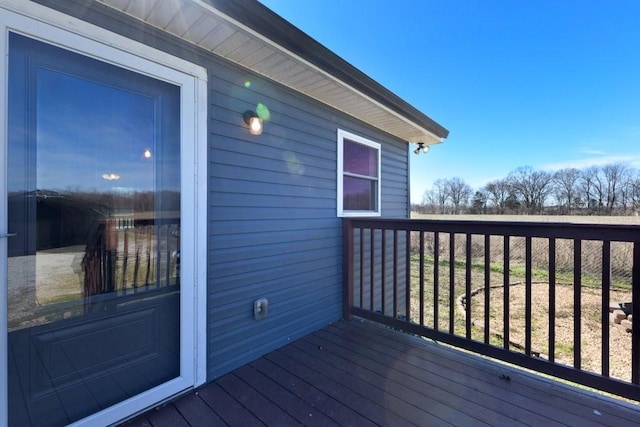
343, 139, 378, 177
343, 176, 376, 210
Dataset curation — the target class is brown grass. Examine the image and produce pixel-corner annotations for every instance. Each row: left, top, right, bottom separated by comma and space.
411, 213, 640, 224
469, 282, 632, 381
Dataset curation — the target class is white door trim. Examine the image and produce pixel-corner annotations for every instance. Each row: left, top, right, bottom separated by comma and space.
0, 2, 208, 426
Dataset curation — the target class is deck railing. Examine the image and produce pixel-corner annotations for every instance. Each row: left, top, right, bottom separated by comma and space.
342, 218, 640, 401
83, 217, 180, 310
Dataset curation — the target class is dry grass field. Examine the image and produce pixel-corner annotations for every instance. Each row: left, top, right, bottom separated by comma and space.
406, 213, 638, 382
411, 213, 640, 224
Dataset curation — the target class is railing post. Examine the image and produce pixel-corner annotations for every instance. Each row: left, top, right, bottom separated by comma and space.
632, 242, 640, 384
465, 233, 472, 339
434, 232, 439, 331
359, 230, 364, 308
573, 239, 582, 370
449, 232, 455, 335
380, 229, 386, 315
483, 234, 490, 344
525, 236, 532, 356
548, 238, 556, 364
405, 229, 411, 322
419, 231, 425, 326
601, 240, 611, 377
503, 236, 510, 349
342, 218, 354, 320
393, 230, 398, 318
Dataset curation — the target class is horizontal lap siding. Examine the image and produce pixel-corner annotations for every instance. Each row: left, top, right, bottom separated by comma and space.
33, 0, 411, 381
208, 58, 409, 377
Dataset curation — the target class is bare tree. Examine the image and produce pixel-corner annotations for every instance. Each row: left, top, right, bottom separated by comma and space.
618, 174, 635, 214
423, 179, 449, 214
419, 164, 640, 217
630, 171, 640, 215
483, 179, 512, 214
601, 163, 629, 213
508, 166, 553, 214
447, 177, 472, 214
579, 167, 600, 213
552, 168, 581, 214
592, 166, 608, 213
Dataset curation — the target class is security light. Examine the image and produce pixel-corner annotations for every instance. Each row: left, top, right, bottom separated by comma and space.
413, 142, 429, 155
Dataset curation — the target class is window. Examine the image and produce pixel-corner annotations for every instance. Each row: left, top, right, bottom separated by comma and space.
337, 129, 381, 216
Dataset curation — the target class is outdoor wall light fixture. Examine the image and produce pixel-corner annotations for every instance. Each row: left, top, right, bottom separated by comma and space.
413, 142, 430, 155
243, 110, 263, 135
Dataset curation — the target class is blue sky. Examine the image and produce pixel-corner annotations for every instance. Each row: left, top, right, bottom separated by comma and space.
259, 0, 640, 203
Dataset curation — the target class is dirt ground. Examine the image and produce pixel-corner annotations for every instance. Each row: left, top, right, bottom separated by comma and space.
471, 282, 633, 381
7, 247, 84, 330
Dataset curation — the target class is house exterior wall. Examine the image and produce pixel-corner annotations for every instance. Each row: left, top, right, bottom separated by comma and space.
32, 0, 411, 381
207, 60, 410, 377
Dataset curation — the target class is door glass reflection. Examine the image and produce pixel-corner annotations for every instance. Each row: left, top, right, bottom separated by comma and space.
8, 65, 180, 331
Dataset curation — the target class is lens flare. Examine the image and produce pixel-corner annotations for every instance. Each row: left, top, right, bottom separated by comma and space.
283, 151, 305, 176
244, 81, 251, 88
256, 102, 270, 121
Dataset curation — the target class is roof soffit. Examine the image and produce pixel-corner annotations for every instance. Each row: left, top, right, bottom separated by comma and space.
99, 0, 447, 145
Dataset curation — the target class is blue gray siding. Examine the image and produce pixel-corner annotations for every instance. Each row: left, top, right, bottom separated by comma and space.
32, 0, 412, 381
207, 59, 410, 377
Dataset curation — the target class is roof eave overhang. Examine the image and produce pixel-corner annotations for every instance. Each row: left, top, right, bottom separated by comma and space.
99, 0, 448, 145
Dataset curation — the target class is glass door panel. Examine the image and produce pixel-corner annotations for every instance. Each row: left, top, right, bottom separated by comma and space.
7, 33, 181, 426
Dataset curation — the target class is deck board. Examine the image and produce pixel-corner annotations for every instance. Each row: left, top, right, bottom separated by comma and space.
216, 373, 302, 426
233, 364, 341, 427
264, 350, 384, 426
122, 319, 640, 426
331, 321, 640, 425
286, 338, 454, 425
250, 356, 373, 426
301, 330, 531, 426
145, 404, 190, 427
196, 381, 265, 426
321, 323, 563, 425
172, 393, 225, 426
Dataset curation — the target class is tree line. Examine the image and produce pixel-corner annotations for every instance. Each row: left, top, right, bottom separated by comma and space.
416, 163, 640, 216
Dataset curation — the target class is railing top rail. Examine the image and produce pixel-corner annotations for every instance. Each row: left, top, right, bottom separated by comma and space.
101, 217, 180, 226
343, 218, 640, 242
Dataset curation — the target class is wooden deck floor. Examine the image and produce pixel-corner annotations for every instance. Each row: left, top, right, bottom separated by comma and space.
121, 319, 640, 426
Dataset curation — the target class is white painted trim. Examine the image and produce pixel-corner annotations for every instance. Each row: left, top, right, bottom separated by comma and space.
194, 70, 209, 388
0, 2, 208, 426
337, 129, 382, 217
191, 0, 442, 144
0, 19, 8, 423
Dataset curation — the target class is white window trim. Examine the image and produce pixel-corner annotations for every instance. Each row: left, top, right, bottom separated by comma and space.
0, 2, 208, 426
337, 129, 382, 217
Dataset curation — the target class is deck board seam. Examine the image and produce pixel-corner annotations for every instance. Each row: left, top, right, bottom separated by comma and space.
282, 339, 452, 424
332, 320, 640, 424
250, 355, 374, 426
306, 327, 537, 426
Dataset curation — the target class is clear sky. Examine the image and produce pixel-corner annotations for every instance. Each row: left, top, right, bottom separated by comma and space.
259, 0, 640, 203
